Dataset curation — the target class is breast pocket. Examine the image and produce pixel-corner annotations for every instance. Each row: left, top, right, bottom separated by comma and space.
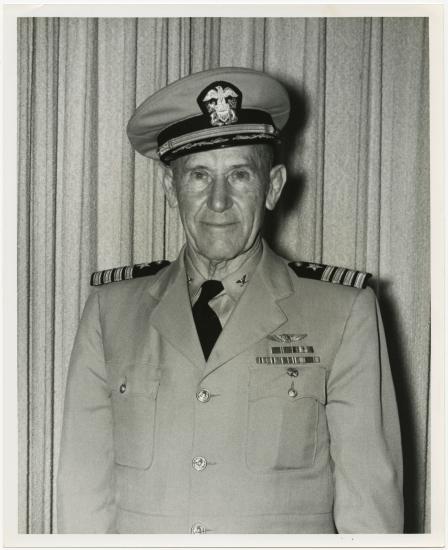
246, 365, 326, 472
109, 365, 161, 470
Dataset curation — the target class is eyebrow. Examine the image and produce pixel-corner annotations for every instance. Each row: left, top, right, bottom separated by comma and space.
185, 163, 254, 171
185, 164, 209, 171
227, 164, 254, 170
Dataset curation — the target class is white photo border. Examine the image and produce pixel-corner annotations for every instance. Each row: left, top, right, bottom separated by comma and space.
2, 3, 444, 548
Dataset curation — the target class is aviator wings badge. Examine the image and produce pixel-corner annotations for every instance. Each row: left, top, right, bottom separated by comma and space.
268, 333, 308, 344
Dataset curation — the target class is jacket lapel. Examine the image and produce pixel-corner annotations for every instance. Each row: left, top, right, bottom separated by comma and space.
205, 243, 294, 374
147, 251, 205, 368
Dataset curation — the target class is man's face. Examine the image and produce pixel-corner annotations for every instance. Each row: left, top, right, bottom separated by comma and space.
163, 145, 286, 262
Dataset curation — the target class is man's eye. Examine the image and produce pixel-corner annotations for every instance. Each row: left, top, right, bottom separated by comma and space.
229, 169, 251, 182
190, 171, 210, 182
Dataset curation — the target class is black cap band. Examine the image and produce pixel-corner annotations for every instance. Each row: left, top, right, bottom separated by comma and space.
157, 109, 278, 162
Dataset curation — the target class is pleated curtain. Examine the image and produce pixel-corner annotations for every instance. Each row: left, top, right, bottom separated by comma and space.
17, 17, 430, 533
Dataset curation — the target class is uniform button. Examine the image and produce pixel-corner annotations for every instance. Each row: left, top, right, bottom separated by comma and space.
191, 523, 206, 534
119, 383, 127, 393
192, 456, 207, 471
288, 388, 298, 398
196, 389, 210, 403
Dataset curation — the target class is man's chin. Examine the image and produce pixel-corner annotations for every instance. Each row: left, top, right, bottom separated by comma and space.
196, 244, 242, 263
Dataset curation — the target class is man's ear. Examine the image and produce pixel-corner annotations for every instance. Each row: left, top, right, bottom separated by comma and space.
265, 164, 287, 211
157, 162, 178, 208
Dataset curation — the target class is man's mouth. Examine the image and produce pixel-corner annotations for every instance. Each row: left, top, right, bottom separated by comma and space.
200, 221, 238, 228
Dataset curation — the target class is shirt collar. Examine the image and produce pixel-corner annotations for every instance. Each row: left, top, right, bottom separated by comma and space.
185, 239, 263, 302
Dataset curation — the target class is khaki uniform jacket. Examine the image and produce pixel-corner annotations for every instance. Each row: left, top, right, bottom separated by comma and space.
57, 243, 403, 534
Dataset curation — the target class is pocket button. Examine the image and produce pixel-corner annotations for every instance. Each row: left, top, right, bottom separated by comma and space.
119, 383, 127, 394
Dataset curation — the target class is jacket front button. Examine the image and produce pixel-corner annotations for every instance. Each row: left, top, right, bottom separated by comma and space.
191, 523, 206, 534
196, 389, 210, 403
119, 383, 127, 393
192, 456, 207, 471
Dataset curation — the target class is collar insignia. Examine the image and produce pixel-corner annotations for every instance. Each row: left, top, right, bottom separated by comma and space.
198, 81, 242, 127
235, 274, 248, 287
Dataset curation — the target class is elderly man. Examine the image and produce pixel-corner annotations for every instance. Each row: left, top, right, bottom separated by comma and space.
57, 68, 403, 534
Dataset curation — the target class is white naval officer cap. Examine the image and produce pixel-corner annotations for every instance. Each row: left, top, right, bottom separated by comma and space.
126, 67, 290, 164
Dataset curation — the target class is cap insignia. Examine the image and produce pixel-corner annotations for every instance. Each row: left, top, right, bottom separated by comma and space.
197, 81, 242, 127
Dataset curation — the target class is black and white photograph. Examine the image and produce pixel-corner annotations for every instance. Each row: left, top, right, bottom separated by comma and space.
3, 2, 444, 546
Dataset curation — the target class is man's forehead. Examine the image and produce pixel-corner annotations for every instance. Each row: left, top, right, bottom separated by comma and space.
176, 145, 260, 169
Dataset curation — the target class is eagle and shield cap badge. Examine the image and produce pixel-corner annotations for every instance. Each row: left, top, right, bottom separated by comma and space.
197, 80, 242, 127
126, 67, 290, 163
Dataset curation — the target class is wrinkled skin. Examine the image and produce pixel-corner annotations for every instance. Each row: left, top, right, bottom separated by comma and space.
160, 144, 287, 278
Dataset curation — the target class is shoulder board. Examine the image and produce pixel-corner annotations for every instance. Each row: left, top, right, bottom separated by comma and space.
90, 260, 171, 286
288, 261, 371, 289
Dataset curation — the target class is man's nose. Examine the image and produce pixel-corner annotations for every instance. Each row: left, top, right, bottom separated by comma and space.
207, 176, 232, 213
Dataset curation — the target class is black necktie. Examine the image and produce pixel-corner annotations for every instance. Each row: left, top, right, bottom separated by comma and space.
192, 280, 224, 360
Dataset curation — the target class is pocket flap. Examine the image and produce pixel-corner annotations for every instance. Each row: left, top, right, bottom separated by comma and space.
249, 365, 326, 404
108, 363, 161, 396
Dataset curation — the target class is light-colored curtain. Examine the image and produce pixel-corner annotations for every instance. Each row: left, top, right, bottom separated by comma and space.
17, 17, 430, 534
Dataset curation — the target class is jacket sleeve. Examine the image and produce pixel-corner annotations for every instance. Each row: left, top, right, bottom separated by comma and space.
326, 287, 403, 533
57, 290, 117, 533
